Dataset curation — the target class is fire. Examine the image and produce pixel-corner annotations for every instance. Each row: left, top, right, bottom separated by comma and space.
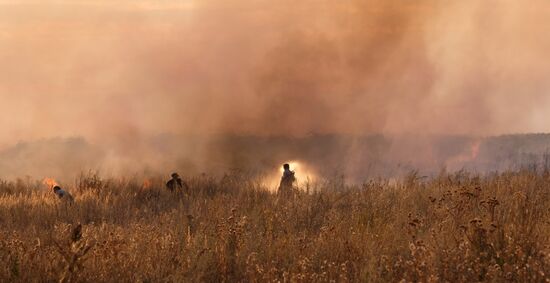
264, 160, 318, 190
280, 161, 301, 173
281, 161, 317, 180
43, 178, 58, 190
470, 141, 481, 160
445, 140, 483, 170
142, 179, 152, 189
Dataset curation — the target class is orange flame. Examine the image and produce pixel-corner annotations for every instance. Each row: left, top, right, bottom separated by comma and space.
142, 179, 152, 189
470, 141, 481, 160
265, 160, 317, 190
446, 140, 483, 170
43, 178, 58, 190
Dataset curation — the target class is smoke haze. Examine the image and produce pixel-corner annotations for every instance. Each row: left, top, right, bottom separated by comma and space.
1, 0, 550, 179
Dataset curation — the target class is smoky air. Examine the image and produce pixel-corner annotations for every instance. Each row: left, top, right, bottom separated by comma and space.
1, 0, 550, 180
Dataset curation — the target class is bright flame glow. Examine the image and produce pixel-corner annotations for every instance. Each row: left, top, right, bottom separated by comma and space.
280, 161, 301, 173
283, 160, 318, 181
445, 140, 483, 170
142, 179, 152, 189
470, 141, 481, 160
43, 178, 58, 190
264, 160, 317, 191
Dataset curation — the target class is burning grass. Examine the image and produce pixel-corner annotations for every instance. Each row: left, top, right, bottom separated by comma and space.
43, 177, 59, 191
0, 170, 549, 282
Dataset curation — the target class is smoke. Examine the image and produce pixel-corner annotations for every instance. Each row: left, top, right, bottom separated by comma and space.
1, 0, 550, 179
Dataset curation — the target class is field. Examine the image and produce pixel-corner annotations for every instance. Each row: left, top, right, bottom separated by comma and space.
0, 170, 549, 282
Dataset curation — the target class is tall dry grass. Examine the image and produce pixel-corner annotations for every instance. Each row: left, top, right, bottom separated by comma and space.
0, 169, 548, 282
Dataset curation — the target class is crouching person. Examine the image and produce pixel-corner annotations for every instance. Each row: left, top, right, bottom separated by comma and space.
53, 185, 74, 202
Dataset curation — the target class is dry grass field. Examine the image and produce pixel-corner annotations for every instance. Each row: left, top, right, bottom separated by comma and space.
0, 170, 548, 282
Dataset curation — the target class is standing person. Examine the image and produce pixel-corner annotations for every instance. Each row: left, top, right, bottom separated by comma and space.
278, 163, 296, 197
166, 172, 189, 193
53, 185, 74, 202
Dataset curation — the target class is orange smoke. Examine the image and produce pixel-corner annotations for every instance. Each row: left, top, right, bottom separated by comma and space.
2, 0, 550, 179
3, 0, 550, 146
43, 178, 58, 190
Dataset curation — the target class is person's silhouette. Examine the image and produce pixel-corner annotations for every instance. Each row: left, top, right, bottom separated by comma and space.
166, 173, 189, 193
278, 163, 296, 197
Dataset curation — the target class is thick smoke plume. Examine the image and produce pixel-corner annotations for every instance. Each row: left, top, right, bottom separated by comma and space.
1, 1, 550, 180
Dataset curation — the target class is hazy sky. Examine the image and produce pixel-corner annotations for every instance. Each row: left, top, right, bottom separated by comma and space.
2, 0, 550, 149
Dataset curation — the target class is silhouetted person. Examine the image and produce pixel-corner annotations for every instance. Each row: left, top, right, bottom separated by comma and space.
166, 173, 189, 193
53, 185, 74, 202
278, 163, 296, 197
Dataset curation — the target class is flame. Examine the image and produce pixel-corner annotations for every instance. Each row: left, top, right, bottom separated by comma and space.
281, 161, 317, 180
470, 141, 481, 160
142, 179, 152, 189
43, 178, 58, 190
445, 140, 483, 170
280, 161, 301, 173
264, 160, 317, 190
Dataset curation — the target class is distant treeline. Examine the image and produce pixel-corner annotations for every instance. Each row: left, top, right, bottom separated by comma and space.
2, 133, 550, 180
